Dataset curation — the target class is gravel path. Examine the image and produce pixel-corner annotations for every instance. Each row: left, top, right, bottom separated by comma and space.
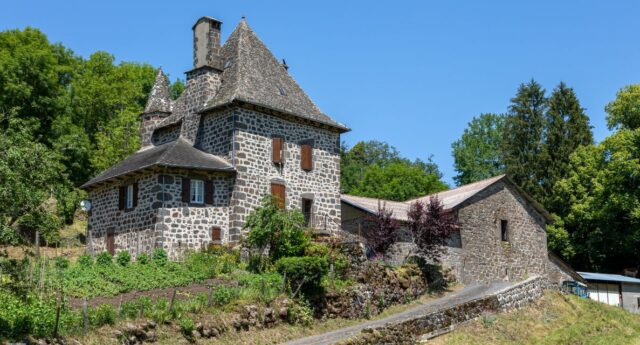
282, 281, 512, 345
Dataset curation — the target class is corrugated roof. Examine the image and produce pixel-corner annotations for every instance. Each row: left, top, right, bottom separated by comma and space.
200, 19, 349, 132
81, 138, 234, 189
578, 272, 640, 284
341, 195, 412, 221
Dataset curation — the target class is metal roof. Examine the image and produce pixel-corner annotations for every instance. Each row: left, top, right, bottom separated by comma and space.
578, 271, 640, 284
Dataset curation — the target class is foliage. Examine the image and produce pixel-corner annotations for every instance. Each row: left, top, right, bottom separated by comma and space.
364, 203, 400, 257
407, 197, 460, 262
341, 140, 447, 201
550, 128, 640, 271
244, 195, 310, 260
212, 286, 235, 306
77, 254, 93, 267
152, 248, 168, 266
179, 316, 195, 339
116, 250, 131, 266
452, 113, 506, 185
95, 252, 112, 266
136, 252, 149, 265
89, 304, 117, 327
287, 299, 314, 326
501, 79, 548, 202
276, 256, 328, 301
605, 84, 640, 130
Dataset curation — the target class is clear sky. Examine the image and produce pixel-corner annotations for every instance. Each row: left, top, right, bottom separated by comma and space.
3, 1, 640, 185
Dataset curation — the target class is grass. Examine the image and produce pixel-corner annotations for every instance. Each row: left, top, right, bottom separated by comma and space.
430, 291, 640, 345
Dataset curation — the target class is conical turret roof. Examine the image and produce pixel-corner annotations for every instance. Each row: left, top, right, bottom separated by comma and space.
143, 69, 172, 114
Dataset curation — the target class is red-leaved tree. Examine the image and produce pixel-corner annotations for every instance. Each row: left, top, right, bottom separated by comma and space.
407, 196, 460, 262
365, 201, 399, 258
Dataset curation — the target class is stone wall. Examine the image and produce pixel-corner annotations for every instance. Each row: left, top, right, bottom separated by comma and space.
195, 108, 235, 160
337, 276, 547, 345
228, 107, 342, 241
152, 123, 181, 146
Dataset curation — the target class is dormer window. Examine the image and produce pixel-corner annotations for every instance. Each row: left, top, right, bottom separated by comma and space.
277, 85, 286, 96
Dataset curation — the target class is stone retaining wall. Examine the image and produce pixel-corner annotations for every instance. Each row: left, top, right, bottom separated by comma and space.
337, 276, 547, 345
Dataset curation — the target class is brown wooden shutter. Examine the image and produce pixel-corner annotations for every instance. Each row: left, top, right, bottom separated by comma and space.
301, 144, 313, 171
107, 230, 115, 255
204, 179, 214, 204
272, 137, 283, 164
270, 183, 286, 209
211, 227, 222, 242
132, 182, 139, 208
182, 177, 191, 203
118, 186, 125, 210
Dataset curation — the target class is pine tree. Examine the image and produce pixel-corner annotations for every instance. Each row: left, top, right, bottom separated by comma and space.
501, 79, 547, 201
542, 82, 593, 212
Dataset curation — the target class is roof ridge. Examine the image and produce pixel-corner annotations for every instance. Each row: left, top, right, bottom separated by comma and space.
406, 174, 506, 203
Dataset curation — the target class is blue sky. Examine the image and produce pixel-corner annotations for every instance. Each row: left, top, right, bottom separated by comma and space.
3, 1, 639, 185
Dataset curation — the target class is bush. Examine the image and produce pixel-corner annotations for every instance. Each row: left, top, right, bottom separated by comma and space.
180, 317, 195, 341
116, 250, 131, 266
95, 252, 112, 266
54, 257, 70, 270
288, 299, 313, 326
77, 254, 93, 267
212, 286, 235, 306
152, 248, 168, 266
90, 304, 117, 326
136, 252, 149, 264
304, 242, 331, 257
276, 256, 328, 300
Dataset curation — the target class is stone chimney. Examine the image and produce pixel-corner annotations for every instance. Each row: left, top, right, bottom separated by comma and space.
192, 16, 223, 70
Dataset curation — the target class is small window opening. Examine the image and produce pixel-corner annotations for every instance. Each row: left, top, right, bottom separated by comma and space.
190, 179, 204, 204
302, 199, 313, 226
277, 85, 286, 96
501, 220, 509, 242
126, 184, 134, 209
224, 59, 233, 69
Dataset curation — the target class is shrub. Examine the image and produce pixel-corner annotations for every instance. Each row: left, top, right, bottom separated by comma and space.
244, 195, 310, 260
180, 317, 195, 341
54, 257, 70, 270
304, 242, 331, 257
90, 304, 117, 326
276, 256, 327, 300
116, 250, 131, 266
77, 254, 93, 267
95, 252, 113, 266
136, 252, 149, 264
152, 248, 168, 266
288, 299, 313, 326
212, 286, 235, 306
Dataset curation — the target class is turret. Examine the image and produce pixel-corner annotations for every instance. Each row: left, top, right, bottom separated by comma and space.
140, 69, 172, 148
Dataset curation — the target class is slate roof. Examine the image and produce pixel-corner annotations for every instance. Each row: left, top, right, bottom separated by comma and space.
341, 175, 551, 223
143, 69, 173, 114
578, 272, 640, 284
81, 138, 234, 189
199, 19, 348, 132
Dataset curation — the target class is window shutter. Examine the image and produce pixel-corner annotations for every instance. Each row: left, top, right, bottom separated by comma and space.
272, 137, 283, 164
270, 183, 286, 209
182, 177, 191, 203
118, 186, 125, 210
205, 180, 214, 204
301, 144, 313, 171
132, 182, 139, 207
211, 227, 222, 242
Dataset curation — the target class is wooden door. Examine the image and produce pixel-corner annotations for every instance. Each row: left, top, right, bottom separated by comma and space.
211, 227, 222, 243
271, 183, 286, 209
106, 230, 115, 255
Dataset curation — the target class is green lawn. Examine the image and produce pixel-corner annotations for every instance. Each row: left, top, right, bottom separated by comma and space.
432, 291, 640, 345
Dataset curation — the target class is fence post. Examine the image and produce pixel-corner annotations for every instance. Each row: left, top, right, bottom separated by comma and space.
282, 271, 287, 293
83, 298, 88, 335
207, 285, 213, 307
330, 261, 335, 289
118, 295, 123, 317
35, 231, 40, 258
168, 289, 177, 312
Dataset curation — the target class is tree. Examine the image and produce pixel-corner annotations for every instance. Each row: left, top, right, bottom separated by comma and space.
551, 129, 640, 272
244, 195, 310, 260
605, 84, 640, 130
407, 197, 460, 262
341, 140, 447, 201
364, 202, 400, 257
501, 79, 547, 202
542, 82, 593, 211
170, 79, 186, 100
452, 113, 505, 185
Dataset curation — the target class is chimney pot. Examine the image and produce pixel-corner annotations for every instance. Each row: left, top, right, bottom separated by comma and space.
193, 16, 223, 70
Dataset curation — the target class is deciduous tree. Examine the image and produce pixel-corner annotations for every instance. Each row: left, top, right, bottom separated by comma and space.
407, 197, 460, 262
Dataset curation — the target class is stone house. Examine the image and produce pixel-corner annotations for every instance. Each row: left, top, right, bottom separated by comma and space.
81, 17, 349, 258
341, 175, 578, 285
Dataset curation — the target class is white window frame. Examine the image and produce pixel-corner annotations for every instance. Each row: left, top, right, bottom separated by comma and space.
126, 184, 134, 209
190, 179, 204, 204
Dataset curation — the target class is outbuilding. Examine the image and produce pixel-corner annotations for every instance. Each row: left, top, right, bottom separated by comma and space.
578, 272, 640, 313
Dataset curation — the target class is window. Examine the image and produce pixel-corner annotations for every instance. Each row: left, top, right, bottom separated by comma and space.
190, 179, 204, 204
272, 137, 284, 164
501, 220, 509, 242
302, 198, 313, 226
301, 144, 313, 171
126, 184, 134, 209
637, 297, 640, 309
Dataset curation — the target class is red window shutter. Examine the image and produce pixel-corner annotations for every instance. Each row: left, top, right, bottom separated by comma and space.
205, 180, 214, 204
107, 231, 115, 255
301, 144, 313, 171
211, 227, 222, 242
132, 182, 139, 207
272, 137, 283, 164
182, 177, 190, 203
271, 183, 286, 209
118, 186, 125, 210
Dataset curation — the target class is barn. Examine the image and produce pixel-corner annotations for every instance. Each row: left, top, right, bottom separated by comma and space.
578, 272, 640, 313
